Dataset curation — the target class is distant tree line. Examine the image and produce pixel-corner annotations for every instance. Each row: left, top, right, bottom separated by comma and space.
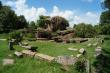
0, 1, 28, 33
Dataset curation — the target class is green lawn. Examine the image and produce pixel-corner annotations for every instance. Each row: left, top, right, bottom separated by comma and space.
0, 37, 105, 73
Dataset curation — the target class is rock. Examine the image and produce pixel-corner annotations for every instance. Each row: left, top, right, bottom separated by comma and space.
79, 48, 85, 54
3, 59, 14, 66
87, 43, 92, 47
14, 51, 23, 57
23, 46, 32, 49
22, 50, 36, 57
34, 53, 55, 62
68, 48, 78, 51
22, 42, 28, 46
54, 56, 76, 65
95, 47, 102, 56
76, 54, 82, 58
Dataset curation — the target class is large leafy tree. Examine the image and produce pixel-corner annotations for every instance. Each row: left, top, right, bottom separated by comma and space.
74, 23, 96, 38
16, 15, 28, 29
0, 1, 28, 33
0, 6, 17, 32
37, 15, 50, 29
100, 0, 110, 35
51, 16, 69, 32
0, 1, 2, 9
103, 0, 110, 10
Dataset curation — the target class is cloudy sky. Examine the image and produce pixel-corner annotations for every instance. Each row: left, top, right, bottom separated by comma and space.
1, 0, 103, 27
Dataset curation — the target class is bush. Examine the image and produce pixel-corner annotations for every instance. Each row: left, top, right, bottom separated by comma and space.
8, 30, 23, 44
27, 38, 36, 41
74, 58, 86, 73
29, 46, 38, 52
26, 33, 35, 38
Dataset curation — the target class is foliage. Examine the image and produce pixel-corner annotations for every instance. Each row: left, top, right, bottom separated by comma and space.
51, 16, 69, 32
29, 21, 36, 29
37, 15, 50, 28
16, 15, 28, 29
93, 40, 110, 73
102, 0, 110, 10
100, 24, 110, 35
0, 1, 2, 9
74, 23, 97, 38
74, 58, 86, 73
0, 1, 28, 33
8, 30, 23, 44
26, 33, 35, 38
100, 11, 110, 24
100, 0, 110, 35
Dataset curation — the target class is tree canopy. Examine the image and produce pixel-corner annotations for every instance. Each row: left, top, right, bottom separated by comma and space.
0, 1, 28, 33
74, 23, 97, 38
100, 0, 110, 35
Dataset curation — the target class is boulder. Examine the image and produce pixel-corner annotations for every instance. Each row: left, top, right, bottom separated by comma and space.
14, 51, 23, 57
79, 48, 85, 54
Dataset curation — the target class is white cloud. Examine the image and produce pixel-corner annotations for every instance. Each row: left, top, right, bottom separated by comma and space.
4, 0, 100, 27
74, 12, 99, 25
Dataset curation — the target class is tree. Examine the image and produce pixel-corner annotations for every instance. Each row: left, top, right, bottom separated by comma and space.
0, 6, 17, 32
0, 5, 28, 33
74, 23, 97, 38
16, 15, 28, 29
51, 16, 69, 32
100, 11, 110, 25
29, 21, 36, 29
100, 0, 110, 35
0, 1, 2, 9
37, 15, 50, 29
103, 0, 110, 10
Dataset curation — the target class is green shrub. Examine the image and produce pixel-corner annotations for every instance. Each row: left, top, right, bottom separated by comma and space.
26, 33, 35, 38
74, 58, 86, 73
8, 30, 23, 44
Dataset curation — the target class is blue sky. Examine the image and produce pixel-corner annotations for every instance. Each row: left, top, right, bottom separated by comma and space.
26, 0, 102, 13
1, 0, 103, 27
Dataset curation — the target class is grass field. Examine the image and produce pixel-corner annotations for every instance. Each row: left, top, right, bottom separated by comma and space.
0, 35, 108, 73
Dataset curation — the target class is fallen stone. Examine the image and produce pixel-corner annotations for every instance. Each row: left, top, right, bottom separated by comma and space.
22, 42, 28, 46
54, 56, 77, 65
22, 46, 32, 49
95, 47, 102, 56
3, 59, 14, 66
87, 43, 92, 47
22, 50, 36, 57
68, 48, 78, 51
35, 53, 55, 62
76, 54, 82, 58
14, 51, 23, 57
79, 48, 85, 54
